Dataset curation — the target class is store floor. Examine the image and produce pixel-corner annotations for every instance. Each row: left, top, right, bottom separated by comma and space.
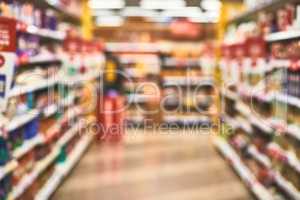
52, 129, 253, 200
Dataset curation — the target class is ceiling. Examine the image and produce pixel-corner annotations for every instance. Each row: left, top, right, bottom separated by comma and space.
89, 0, 239, 25
89, 0, 242, 7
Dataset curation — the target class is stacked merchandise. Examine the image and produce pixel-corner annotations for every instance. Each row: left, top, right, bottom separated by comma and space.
0, 1, 104, 200
160, 44, 216, 127
106, 43, 161, 127
217, 1, 300, 200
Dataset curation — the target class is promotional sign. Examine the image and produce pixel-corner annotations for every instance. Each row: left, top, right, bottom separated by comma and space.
0, 17, 16, 112
169, 19, 201, 39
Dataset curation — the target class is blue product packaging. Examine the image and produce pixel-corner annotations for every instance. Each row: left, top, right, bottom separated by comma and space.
24, 117, 39, 140
0, 75, 6, 98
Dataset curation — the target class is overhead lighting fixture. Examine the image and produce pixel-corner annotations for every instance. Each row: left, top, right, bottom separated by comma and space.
120, 7, 158, 17
91, 10, 116, 16
189, 16, 218, 23
161, 7, 203, 18
141, 0, 186, 10
89, 0, 125, 9
96, 16, 124, 27
201, 0, 222, 11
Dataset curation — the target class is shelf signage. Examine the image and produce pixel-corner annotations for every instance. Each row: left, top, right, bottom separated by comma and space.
0, 17, 16, 112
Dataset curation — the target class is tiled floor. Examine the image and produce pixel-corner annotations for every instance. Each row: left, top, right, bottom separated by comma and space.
53, 130, 253, 200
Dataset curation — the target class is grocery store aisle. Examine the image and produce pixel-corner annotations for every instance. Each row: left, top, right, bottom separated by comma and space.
53, 130, 253, 200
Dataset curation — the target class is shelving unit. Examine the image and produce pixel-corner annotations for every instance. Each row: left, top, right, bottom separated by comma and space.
214, 137, 274, 200
160, 50, 216, 127
35, 134, 93, 200
228, 0, 299, 24
0, 1, 102, 200
109, 50, 161, 127
220, 0, 300, 198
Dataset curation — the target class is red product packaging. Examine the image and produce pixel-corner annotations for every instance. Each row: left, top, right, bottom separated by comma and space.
245, 37, 266, 66
97, 94, 125, 143
233, 43, 246, 65
221, 44, 231, 60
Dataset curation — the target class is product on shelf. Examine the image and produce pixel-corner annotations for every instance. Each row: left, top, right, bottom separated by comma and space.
160, 44, 216, 127
0, 1, 102, 199
220, 1, 300, 199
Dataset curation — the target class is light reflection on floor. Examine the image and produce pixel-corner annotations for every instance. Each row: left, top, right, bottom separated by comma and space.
53, 130, 252, 200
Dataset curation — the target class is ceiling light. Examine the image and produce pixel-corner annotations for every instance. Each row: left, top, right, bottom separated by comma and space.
161, 7, 203, 18
140, 0, 186, 10
96, 16, 124, 27
201, 0, 222, 11
92, 10, 116, 16
189, 17, 218, 23
120, 7, 158, 17
89, 0, 125, 9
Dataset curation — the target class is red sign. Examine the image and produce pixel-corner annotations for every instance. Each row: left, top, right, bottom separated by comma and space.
0, 17, 16, 112
170, 19, 201, 39
0, 17, 16, 52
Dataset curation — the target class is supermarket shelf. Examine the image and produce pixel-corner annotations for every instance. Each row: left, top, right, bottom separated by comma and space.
126, 116, 145, 124
246, 143, 300, 199
106, 42, 159, 53
40, 0, 81, 23
239, 83, 275, 102
43, 104, 59, 118
237, 84, 274, 103
16, 1, 80, 24
269, 118, 300, 141
59, 94, 75, 107
235, 101, 273, 134
235, 101, 252, 117
9, 77, 58, 98
265, 30, 300, 42
228, 0, 296, 24
267, 143, 300, 174
223, 115, 240, 130
247, 145, 272, 168
56, 121, 85, 147
269, 59, 290, 69
287, 124, 300, 141
7, 109, 40, 132
223, 115, 253, 134
221, 89, 239, 101
163, 77, 214, 87
221, 118, 300, 199
18, 57, 62, 67
8, 113, 92, 199
20, 24, 66, 41
62, 106, 82, 122
249, 115, 273, 134
43, 107, 82, 143
60, 72, 100, 86
127, 94, 158, 103
9, 148, 60, 200
35, 135, 93, 200
275, 93, 300, 109
0, 160, 18, 181
274, 172, 300, 200
214, 137, 274, 200
163, 58, 200, 67
253, 92, 275, 103
163, 116, 211, 125
13, 134, 43, 159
